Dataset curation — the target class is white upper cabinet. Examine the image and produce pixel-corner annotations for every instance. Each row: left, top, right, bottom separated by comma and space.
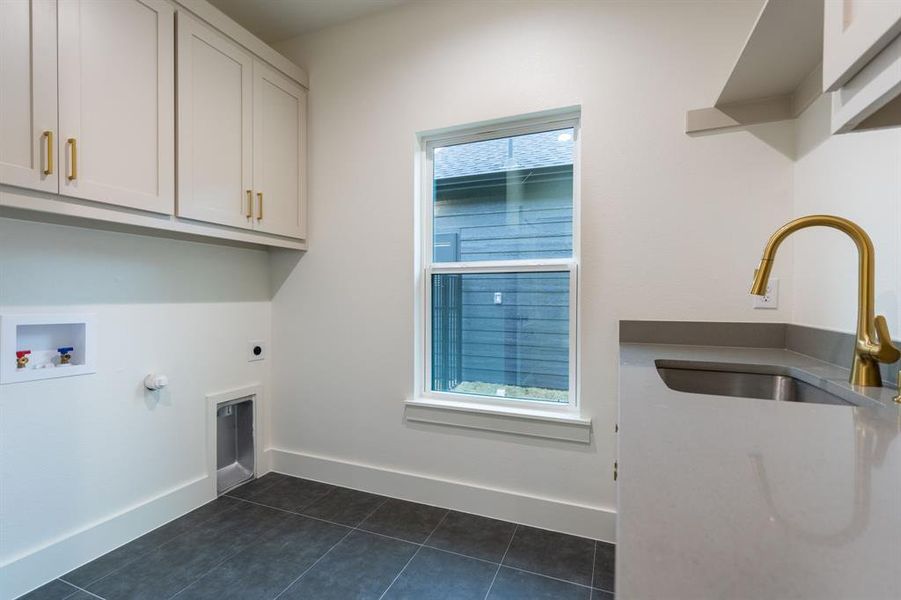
58, 0, 175, 214
825, 0, 901, 133
252, 61, 307, 239
176, 11, 254, 229
0, 0, 308, 247
0, 0, 59, 193
823, 0, 901, 92
176, 19, 307, 240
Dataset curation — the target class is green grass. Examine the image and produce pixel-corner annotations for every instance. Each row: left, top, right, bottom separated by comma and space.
452, 381, 568, 403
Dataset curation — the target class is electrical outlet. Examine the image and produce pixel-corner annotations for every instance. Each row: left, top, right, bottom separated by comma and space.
753, 278, 779, 309
248, 340, 266, 362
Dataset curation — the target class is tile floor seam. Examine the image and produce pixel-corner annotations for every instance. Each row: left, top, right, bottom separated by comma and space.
376, 544, 424, 600
501, 565, 596, 590
59, 500, 242, 590
166, 497, 343, 600
375, 507, 453, 599
232, 492, 602, 591
421, 543, 500, 566
228, 486, 605, 590
270, 495, 389, 600
483, 523, 518, 600
166, 536, 262, 600
230, 494, 439, 551
421, 509, 450, 547
226, 494, 336, 521
56, 582, 83, 600
231, 484, 613, 559
270, 527, 355, 600
63, 581, 106, 600
590, 540, 598, 592
41, 481, 608, 600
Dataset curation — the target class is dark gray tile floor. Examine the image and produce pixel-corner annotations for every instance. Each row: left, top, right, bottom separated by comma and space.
18, 473, 615, 600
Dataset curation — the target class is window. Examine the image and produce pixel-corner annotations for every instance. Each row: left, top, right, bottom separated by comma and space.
419, 114, 579, 413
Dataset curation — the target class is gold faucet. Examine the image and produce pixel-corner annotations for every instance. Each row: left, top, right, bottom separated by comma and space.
750, 215, 899, 387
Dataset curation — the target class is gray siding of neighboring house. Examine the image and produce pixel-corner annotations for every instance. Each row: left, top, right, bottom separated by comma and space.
432, 165, 572, 393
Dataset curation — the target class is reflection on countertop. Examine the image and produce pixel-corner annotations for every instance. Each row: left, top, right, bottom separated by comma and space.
617, 343, 901, 600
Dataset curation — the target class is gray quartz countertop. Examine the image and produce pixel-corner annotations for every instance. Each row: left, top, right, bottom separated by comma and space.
617, 343, 901, 600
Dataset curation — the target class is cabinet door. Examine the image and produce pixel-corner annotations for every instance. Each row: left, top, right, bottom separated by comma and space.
252, 60, 307, 239
823, 0, 901, 91
58, 0, 174, 213
176, 11, 254, 229
0, 0, 58, 193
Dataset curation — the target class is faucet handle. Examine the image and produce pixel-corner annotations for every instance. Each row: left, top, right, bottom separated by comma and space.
871, 315, 901, 363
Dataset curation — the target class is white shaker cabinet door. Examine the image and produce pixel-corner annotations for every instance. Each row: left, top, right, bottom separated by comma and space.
176, 11, 254, 229
823, 0, 901, 91
252, 60, 307, 239
0, 0, 58, 193
57, 0, 174, 214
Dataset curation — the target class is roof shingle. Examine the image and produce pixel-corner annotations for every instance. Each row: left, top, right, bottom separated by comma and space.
434, 128, 574, 180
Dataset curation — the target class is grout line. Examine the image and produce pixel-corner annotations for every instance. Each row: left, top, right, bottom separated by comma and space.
62, 581, 106, 600
229, 494, 437, 551
590, 540, 597, 591
59, 475, 604, 600
422, 510, 450, 547
377, 545, 423, 600
271, 528, 355, 600
483, 523, 518, 600
232, 487, 603, 590
271, 496, 389, 600
59, 499, 242, 590
377, 506, 449, 600
422, 544, 498, 566
226, 495, 355, 532
168, 502, 301, 600
56, 581, 82, 600
170, 492, 370, 600
500, 565, 597, 590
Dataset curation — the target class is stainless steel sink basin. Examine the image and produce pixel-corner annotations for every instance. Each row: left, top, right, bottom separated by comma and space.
655, 362, 853, 406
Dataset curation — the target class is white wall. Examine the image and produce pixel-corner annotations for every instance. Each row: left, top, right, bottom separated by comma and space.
0, 217, 272, 598
270, 0, 794, 540
792, 94, 901, 335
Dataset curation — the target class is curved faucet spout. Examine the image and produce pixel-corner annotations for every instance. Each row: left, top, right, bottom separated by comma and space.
750, 215, 900, 387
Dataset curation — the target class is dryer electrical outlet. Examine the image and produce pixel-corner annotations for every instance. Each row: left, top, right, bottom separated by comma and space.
248, 340, 266, 361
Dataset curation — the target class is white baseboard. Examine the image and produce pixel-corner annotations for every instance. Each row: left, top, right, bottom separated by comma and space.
268, 448, 616, 542
0, 475, 213, 600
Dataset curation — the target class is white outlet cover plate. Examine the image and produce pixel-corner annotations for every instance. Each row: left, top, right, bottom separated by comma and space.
248, 340, 266, 361
753, 278, 779, 309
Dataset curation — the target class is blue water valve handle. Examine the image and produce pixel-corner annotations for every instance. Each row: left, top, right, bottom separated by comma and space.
58, 347, 74, 354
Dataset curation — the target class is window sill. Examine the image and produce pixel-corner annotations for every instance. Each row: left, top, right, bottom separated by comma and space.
404, 397, 592, 444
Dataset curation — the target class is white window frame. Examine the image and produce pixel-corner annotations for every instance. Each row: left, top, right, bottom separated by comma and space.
415, 111, 582, 419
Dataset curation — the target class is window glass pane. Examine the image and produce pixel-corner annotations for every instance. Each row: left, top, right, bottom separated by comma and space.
432, 128, 574, 263
431, 271, 569, 403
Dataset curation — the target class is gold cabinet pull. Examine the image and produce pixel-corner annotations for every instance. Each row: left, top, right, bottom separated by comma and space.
256, 191, 263, 221
42, 131, 53, 175
246, 190, 253, 219
66, 137, 77, 181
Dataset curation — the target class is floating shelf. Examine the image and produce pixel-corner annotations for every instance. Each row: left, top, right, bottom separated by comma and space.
0, 313, 97, 384
686, 0, 824, 134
